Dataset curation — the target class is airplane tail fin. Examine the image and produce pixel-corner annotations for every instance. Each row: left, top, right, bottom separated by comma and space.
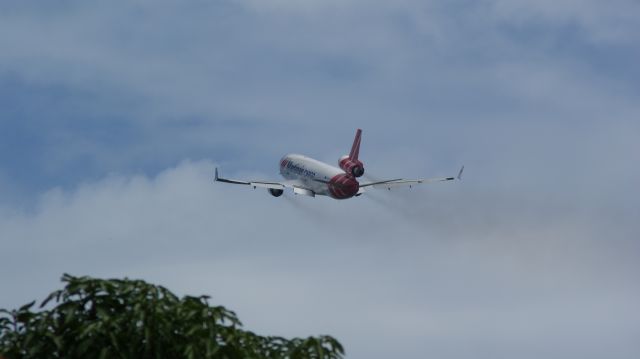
349, 128, 362, 161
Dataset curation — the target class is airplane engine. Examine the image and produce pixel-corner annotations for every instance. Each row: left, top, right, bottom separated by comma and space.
268, 188, 284, 197
339, 155, 365, 177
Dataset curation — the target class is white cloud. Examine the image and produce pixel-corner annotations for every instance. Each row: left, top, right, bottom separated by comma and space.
1, 160, 638, 358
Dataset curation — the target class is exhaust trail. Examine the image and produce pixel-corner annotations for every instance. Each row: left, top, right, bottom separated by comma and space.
363, 190, 435, 229
282, 193, 335, 223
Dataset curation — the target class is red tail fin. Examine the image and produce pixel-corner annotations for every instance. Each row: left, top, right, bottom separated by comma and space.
349, 129, 362, 161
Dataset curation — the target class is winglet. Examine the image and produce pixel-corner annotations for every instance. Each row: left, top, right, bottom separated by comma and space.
214, 167, 219, 181
457, 165, 464, 180
349, 128, 362, 161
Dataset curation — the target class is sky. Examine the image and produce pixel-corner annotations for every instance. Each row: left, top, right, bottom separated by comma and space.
1, 1, 639, 358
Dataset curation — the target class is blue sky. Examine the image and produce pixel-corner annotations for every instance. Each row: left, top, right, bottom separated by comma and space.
1, 1, 639, 358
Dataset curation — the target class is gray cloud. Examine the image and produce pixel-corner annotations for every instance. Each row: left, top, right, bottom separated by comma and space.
489, 0, 640, 44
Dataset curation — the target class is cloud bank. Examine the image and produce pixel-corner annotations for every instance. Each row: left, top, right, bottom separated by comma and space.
1, 161, 638, 359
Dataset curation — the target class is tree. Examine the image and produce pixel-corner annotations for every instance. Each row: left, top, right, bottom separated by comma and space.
0, 274, 344, 359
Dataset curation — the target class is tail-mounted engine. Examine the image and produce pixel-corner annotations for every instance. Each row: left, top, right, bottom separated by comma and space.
339, 155, 365, 177
339, 128, 365, 177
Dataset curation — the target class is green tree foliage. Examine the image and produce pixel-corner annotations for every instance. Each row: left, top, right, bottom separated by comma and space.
0, 274, 344, 359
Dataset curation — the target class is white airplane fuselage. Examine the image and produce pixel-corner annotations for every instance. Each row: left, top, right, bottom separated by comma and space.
279, 154, 360, 199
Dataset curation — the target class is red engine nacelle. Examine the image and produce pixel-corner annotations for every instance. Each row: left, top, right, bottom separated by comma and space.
339, 155, 365, 177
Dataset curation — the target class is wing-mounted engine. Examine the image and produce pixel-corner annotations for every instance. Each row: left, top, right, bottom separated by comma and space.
339, 128, 365, 177
268, 188, 284, 197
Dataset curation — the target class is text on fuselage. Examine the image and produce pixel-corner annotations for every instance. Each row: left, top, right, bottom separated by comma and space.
285, 161, 316, 178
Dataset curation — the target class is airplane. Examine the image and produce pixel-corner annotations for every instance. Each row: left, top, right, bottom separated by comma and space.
215, 129, 463, 199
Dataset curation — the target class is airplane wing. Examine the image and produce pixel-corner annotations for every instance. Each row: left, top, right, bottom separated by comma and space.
360, 166, 464, 190
214, 168, 320, 197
